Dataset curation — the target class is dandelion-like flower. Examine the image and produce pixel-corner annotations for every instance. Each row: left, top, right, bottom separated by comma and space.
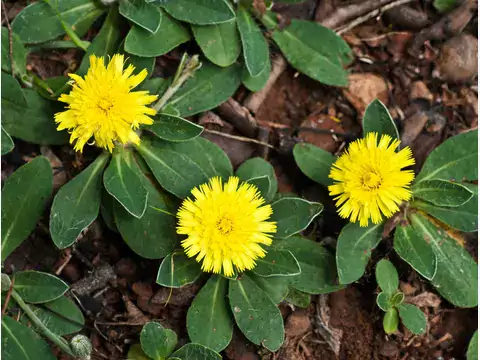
54, 54, 158, 152
177, 176, 277, 277
328, 133, 415, 227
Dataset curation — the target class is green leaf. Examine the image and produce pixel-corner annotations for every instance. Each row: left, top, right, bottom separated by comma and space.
394, 223, 436, 280
252, 249, 300, 277
1, 127, 14, 155
34, 76, 70, 100
274, 236, 342, 294
148, 114, 204, 142
362, 99, 399, 140
242, 59, 270, 92
235, 157, 278, 202
2, 315, 56, 360
237, 6, 269, 77
127, 344, 151, 360
383, 308, 399, 335
22, 295, 84, 336
228, 275, 284, 351
375, 259, 399, 295
2, 89, 69, 145
187, 275, 232, 352
11, 0, 105, 44
433, 0, 457, 13
137, 136, 232, 199
412, 180, 473, 207
50, 153, 110, 249
168, 62, 242, 117
140, 322, 178, 360
125, 10, 190, 57
416, 130, 478, 183
245, 176, 271, 201
13, 271, 68, 304
376, 292, 391, 312
77, 6, 123, 76
270, 198, 323, 239
410, 212, 477, 307
156, 252, 202, 288
162, 0, 235, 25
261, 12, 351, 86
192, 20, 241, 67
171, 343, 221, 360
467, 331, 478, 360
119, 0, 162, 33
249, 273, 289, 304
293, 143, 335, 186
2, 72, 27, 108
1, 157, 52, 261
1, 27, 27, 75
390, 291, 405, 307
397, 303, 427, 335
100, 190, 119, 232
284, 287, 311, 308
138, 77, 170, 95
104, 147, 148, 218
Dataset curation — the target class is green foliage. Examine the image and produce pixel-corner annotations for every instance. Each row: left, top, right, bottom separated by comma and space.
235, 157, 278, 202
375, 259, 399, 296
1, 27, 27, 76
162, 0, 235, 25
433, 0, 457, 13
397, 303, 427, 335
141, 322, 178, 360
147, 114, 204, 142
293, 143, 335, 186
285, 287, 311, 308
156, 252, 203, 288
270, 198, 323, 238
467, 331, 478, 360
242, 58, 270, 92
119, 0, 163, 33
12, 271, 68, 304
171, 343, 221, 360
252, 249, 301, 277
1, 127, 14, 155
249, 274, 289, 304
412, 180, 473, 207
383, 308, 399, 335
362, 99, 399, 140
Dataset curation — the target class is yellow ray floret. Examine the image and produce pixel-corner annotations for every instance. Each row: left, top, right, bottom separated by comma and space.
328, 132, 415, 227
177, 176, 277, 277
54, 54, 158, 152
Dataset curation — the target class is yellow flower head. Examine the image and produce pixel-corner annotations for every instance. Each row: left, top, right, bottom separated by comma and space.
177, 176, 277, 277
328, 133, 415, 227
54, 54, 158, 152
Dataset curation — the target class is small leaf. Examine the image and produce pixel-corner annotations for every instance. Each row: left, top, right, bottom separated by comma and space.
228, 275, 284, 351
242, 59, 270, 92
410, 212, 477, 307
127, 344, 151, 360
412, 180, 473, 207
270, 198, 323, 239
383, 308, 399, 335
140, 322, 178, 360
104, 147, 148, 218
125, 10, 190, 57
137, 136, 232, 199
156, 252, 202, 288
148, 114, 204, 142
434, 0, 457, 13
375, 259, 399, 295
119, 0, 162, 33
336, 222, 383, 284
1, 157, 52, 261
13, 271, 68, 304
1, 27, 27, 75
252, 249, 300, 277
237, 6, 269, 77
2, 315, 56, 360
416, 130, 478, 183
284, 287, 311, 308
2, 72, 27, 108
235, 157, 278, 202
162, 0, 235, 25
467, 331, 478, 360
397, 303, 427, 335
187, 275, 233, 352
362, 99, 399, 140
394, 223, 436, 280
171, 343, 221, 360
192, 20, 241, 67
249, 274, 289, 304
376, 292, 391, 312
168, 62, 242, 117
50, 153, 110, 249
1, 127, 14, 155
293, 143, 335, 186
390, 292, 405, 307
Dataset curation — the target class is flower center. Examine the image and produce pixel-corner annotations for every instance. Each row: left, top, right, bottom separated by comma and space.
362, 172, 382, 189
216, 215, 234, 236
97, 98, 114, 114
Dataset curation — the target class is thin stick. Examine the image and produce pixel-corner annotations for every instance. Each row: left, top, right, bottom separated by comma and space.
1, 0, 15, 76
2, 277, 14, 315
204, 129, 276, 149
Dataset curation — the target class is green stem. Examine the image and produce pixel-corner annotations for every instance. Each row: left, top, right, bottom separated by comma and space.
152, 54, 202, 112
11, 289, 75, 357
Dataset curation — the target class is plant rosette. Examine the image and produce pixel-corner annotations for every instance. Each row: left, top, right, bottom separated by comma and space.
153, 155, 342, 353
293, 99, 478, 309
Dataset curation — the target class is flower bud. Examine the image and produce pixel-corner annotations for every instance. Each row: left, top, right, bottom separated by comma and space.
70, 335, 92, 360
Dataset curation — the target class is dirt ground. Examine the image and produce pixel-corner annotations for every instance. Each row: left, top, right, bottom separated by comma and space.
2, 0, 478, 359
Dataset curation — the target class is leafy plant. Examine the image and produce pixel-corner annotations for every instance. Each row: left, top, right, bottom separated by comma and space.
294, 99, 478, 308
375, 259, 427, 335
1, 271, 90, 359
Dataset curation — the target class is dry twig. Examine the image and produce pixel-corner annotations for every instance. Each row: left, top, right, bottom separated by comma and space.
1, 0, 15, 76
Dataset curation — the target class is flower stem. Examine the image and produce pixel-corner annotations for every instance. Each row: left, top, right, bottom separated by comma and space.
10, 289, 75, 357
152, 54, 202, 112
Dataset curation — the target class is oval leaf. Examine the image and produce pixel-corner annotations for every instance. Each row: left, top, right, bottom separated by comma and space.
375, 259, 399, 295
467, 331, 478, 360
171, 343, 221, 360
1, 127, 14, 155
252, 249, 300, 277
249, 274, 289, 304
187, 275, 233, 352
1, 157, 52, 261
148, 114, 204, 142
119, 0, 162, 33
228, 275, 284, 351
156, 252, 202, 288
413, 180, 473, 207
140, 322, 178, 360
362, 99, 399, 140
383, 308, 399, 335
236, 157, 278, 203
336, 222, 383, 284
127, 344, 151, 360
376, 292, 391, 312
162, 0, 235, 25
284, 287, 311, 308
293, 143, 335, 187
13, 271, 68, 304
242, 58, 270, 92
397, 303, 426, 335
50, 153, 110, 249
1, 27, 27, 76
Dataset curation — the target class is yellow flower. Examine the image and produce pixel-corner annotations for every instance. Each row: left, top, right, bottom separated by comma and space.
54, 54, 158, 152
177, 176, 277, 277
328, 133, 415, 227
